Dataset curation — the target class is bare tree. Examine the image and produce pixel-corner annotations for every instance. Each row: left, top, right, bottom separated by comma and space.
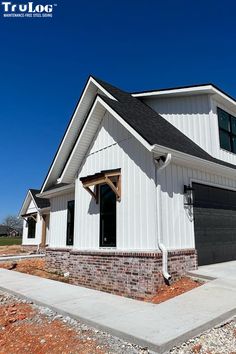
2, 215, 23, 236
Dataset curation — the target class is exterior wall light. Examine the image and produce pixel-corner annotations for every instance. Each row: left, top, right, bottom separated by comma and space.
184, 185, 194, 206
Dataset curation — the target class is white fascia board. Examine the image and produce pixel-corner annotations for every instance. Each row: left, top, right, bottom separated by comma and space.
41, 77, 117, 193
18, 191, 31, 217
152, 144, 236, 178
90, 77, 117, 101
59, 96, 153, 184
132, 85, 214, 98
58, 97, 106, 183
37, 183, 75, 199
41, 80, 92, 192
18, 190, 39, 217
133, 85, 236, 111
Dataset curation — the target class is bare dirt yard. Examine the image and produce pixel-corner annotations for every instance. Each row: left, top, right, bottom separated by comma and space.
0, 291, 148, 354
0, 258, 68, 282
0, 244, 26, 257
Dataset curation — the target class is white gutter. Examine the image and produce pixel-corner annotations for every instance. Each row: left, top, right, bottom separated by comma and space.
132, 85, 236, 110
154, 153, 172, 282
36, 183, 75, 199
151, 144, 236, 178
133, 85, 214, 98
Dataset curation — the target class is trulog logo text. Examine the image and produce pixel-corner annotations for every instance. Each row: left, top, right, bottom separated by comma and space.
1, 1, 57, 18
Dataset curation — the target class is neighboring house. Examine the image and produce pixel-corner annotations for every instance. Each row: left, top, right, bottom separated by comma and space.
0, 225, 20, 237
9, 229, 19, 237
20, 77, 236, 299
19, 189, 50, 250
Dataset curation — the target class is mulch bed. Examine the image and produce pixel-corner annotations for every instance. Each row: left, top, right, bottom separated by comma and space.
149, 276, 202, 304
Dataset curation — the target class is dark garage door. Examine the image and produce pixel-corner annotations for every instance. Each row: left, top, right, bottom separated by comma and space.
193, 183, 236, 265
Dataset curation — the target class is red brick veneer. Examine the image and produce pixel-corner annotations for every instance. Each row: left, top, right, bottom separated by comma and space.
21, 245, 46, 254
46, 248, 197, 299
45, 248, 197, 300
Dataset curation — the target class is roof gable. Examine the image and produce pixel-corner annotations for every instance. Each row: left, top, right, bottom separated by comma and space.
41, 77, 117, 192
19, 189, 50, 216
39, 77, 236, 190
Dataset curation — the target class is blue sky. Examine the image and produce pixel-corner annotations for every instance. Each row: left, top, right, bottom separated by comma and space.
0, 0, 236, 220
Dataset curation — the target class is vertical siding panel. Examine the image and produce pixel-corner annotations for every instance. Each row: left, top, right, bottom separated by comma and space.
49, 106, 236, 253
50, 192, 74, 248
144, 94, 212, 155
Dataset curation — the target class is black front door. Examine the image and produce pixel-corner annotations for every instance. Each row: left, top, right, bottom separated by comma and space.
100, 184, 116, 247
193, 183, 236, 265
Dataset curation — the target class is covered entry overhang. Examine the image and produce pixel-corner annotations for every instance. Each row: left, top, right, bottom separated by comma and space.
80, 168, 121, 203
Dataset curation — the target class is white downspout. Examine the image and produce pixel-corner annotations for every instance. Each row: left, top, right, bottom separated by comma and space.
154, 153, 172, 282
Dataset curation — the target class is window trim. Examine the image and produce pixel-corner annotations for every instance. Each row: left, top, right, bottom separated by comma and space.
99, 183, 117, 248
218, 107, 236, 153
27, 214, 37, 239
66, 200, 75, 246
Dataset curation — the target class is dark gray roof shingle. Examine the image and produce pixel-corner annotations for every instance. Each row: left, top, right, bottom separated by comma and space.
94, 77, 236, 172
30, 189, 50, 209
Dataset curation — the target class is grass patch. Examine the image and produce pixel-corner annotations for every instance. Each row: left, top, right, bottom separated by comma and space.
0, 237, 22, 246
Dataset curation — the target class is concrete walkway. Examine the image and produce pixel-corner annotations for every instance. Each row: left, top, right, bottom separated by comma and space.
188, 260, 236, 281
0, 266, 235, 353
0, 254, 45, 262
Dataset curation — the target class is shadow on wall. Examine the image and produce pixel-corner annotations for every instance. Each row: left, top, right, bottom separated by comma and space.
145, 94, 210, 116
78, 114, 155, 181
88, 193, 99, 215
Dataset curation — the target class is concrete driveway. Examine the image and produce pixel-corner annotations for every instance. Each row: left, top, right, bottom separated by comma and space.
189, 260, 236, 281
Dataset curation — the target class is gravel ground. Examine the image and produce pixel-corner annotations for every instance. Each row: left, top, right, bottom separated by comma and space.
170, 317, 236, 354
0, 290, 235, 354
0, 290, 151, 354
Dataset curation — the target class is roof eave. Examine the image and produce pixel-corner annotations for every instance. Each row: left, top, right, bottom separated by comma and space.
152, 144, 236, 177
132, 85, 214, 98
133, 85, 236, 110
41, 76, 117, 193
58, 95, 153, 184
18, 190, 39, 217
37, 183, 75, 199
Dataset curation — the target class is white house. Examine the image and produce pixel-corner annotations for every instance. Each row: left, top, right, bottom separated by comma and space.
20, 189, 50, 251
20, 77, 236, 299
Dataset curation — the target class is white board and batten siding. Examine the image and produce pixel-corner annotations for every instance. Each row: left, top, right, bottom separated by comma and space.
74, 111, 157, 251
144, 94, 213, 154
159, 161, 236, 250
22, 200, 43, 246
144, 94, 236, 166
48, 98, 236, 251
49, 192, 75, 247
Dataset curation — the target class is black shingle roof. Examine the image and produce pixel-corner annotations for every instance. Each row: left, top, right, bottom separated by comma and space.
30, 189, 50, 209
94, 77, 236, 172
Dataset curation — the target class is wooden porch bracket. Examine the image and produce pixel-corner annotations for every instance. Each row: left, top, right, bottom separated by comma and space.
21, 213, 37, 223
80, 169, 121, 203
